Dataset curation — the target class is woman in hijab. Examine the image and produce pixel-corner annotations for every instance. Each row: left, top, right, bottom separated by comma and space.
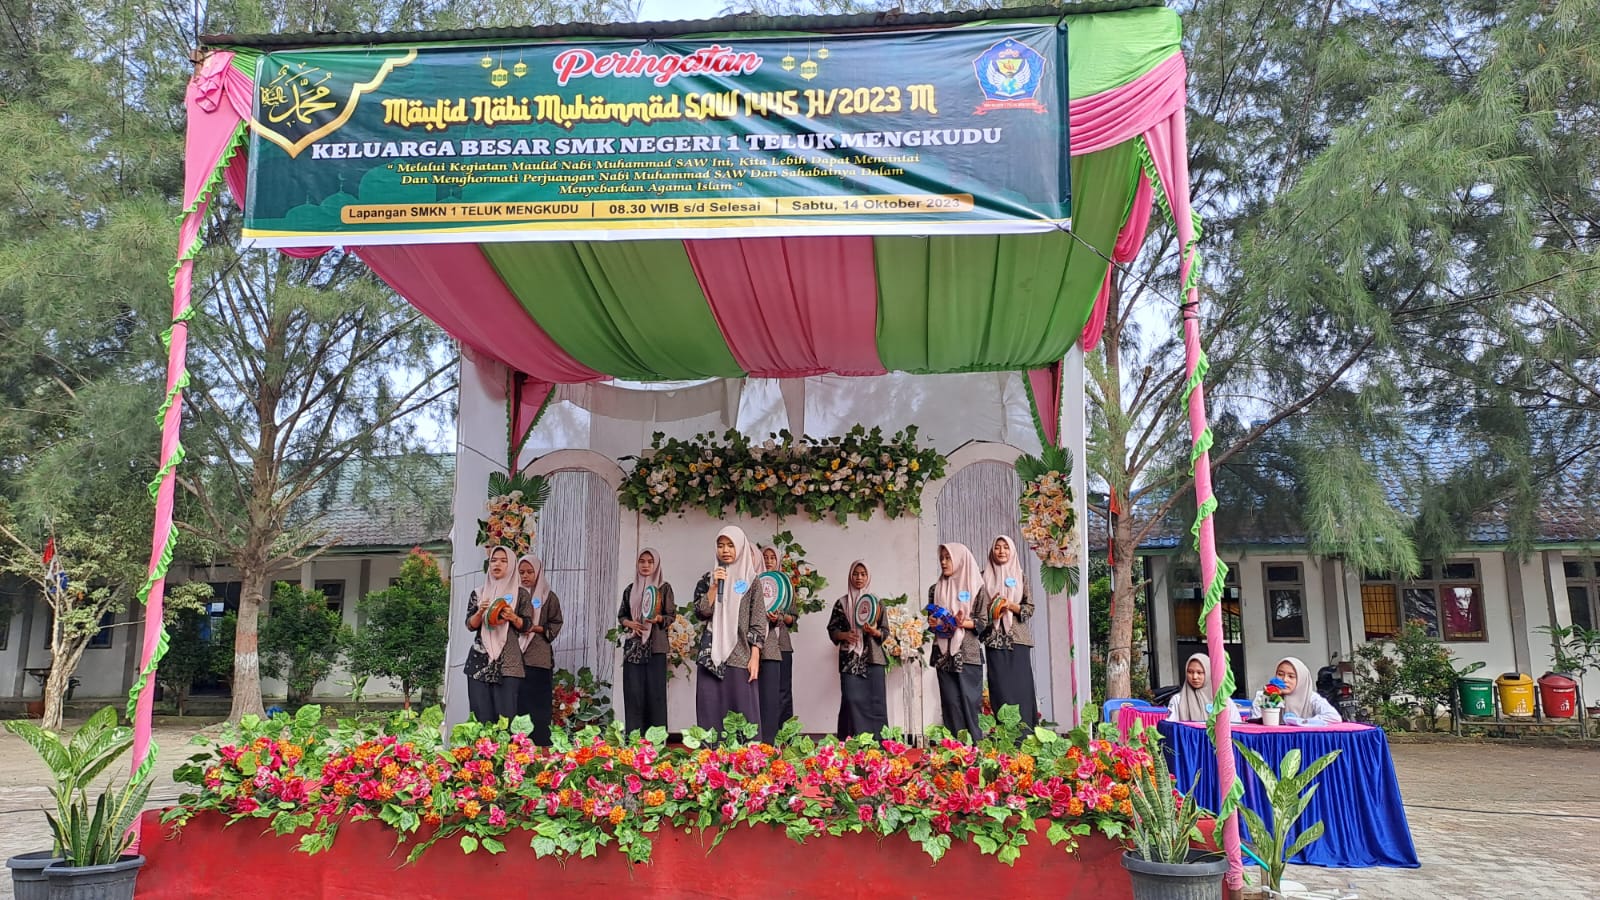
828, 560, 889, 739
693, 526, 766, 733
928, 542, 990, 741
1253, 656, 1342, 725
515, 553, 563, 745
464, 545, 532, 723
757, 544, 799, 744
980, 535, 1037, 729
1167, 653, 1243, 723
617, 548, 675, 736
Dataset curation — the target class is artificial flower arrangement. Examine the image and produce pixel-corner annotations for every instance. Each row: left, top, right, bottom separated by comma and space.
1015, 445, 1082, 595
476, 471, 551, 560
1260, 678, 1287, 709
878, 594, 931, 671
552, 668, 612, 730
768, 530, 828, 616
618, 425, 947, 524
603, 615, 698, 681
164, 705, 1152, 868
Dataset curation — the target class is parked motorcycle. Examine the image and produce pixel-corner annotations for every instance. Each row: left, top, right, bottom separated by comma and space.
1317, 655, 1361, 722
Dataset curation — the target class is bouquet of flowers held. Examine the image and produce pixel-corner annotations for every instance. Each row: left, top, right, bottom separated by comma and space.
879, 596, 931, 670
1015, 445, 1081, 595
769, 530, 827, 616
924, 603, 958, 638
476, 471, 551, 560
666, 614, 697, 679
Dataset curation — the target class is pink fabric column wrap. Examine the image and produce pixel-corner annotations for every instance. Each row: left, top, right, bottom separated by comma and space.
1143, 111, 1244, 888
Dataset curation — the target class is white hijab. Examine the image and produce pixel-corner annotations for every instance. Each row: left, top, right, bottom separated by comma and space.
477, 547, 518, 662
630, 548, 665, 644
710, 526, 760, 668
1277, 656, 1317, 719
981, 536, 1024, 634
1175, 653, 1217, 722
516, 552, 551, 651
934, 542, 982, 657
843, 559, 871, 656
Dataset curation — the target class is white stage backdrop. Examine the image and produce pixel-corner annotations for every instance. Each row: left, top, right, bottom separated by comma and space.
444, 354, 1092, 733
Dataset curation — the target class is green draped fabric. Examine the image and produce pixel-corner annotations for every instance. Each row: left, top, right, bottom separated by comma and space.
873, 142, 1139, 373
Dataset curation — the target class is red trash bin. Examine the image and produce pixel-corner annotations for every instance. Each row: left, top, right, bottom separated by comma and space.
1538, 673, 1578, 719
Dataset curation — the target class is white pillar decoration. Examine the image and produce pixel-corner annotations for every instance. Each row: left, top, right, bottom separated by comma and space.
443, 353, 511, 730
779, 378, 807, 438
1057, 346, 1092, 726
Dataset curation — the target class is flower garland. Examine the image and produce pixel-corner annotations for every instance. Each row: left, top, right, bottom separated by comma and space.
768, 530, 827, 616
618, 425, 946, 524
165, 706, 1152, 867
1015, 446, 1081, 595
476, 471, 551, 560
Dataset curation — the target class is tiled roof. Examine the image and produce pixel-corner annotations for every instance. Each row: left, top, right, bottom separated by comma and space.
287, 454, 455, 549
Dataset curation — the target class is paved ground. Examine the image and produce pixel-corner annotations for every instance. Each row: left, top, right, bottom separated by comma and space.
2, 724, 1596, 898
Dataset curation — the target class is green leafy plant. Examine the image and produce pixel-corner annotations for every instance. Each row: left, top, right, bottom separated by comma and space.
1126, 732, 1210, 864
1352, 621, 1483, 730
4, 707, 151, 866
1015, 445, 1081, 595
158, 594, 227, 717
261, 583, 350, 709
552, 667, 612, 729
618, 425, 947, 523
1235, 744, 1341, 892
1539, 624, 1600, 680
349, 548, 450, 709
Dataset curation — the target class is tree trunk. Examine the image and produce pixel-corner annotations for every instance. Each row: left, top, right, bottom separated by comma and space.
228, 559, 270, 721
41, 638, 89, 731
401, 680, 412, 711
1106, 512, 1139, 699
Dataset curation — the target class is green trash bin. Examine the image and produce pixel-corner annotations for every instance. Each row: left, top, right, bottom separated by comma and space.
1459, 678, 1494, 717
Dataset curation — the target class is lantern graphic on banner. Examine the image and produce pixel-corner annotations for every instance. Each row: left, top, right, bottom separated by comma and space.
491, 59, 509, 87
480, 55, 492, 68
800, 52, 818, 80
781, 53, 795, 71
513, 50, 527, 79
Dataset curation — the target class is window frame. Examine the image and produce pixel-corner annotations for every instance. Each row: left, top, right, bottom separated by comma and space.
1262, 562, 1309, 643
1563, 557, 1599, 632
1361, 559, 1487, 642
87, 610, 117, 649
1170, 564, 1242, 643
315, 579, 347, 616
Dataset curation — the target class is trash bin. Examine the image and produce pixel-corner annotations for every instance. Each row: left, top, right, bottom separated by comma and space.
1495, 672, 1535, 717
1458, 678, 1494, 717
1538, 673, 1578, 719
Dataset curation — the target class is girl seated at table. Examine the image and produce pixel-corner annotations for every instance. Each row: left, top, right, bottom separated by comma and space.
1167, 652, 1242, 723
1253, 656, 1343, 725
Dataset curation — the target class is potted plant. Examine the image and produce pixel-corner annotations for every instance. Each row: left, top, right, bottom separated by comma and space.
1259, 677, 1286, 726
1235, 744, 1341, 898
1121, 734, 1228, 899
4, 706, 150, 900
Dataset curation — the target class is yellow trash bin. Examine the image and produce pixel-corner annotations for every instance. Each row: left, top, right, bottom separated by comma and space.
1495, 672, 1535, 717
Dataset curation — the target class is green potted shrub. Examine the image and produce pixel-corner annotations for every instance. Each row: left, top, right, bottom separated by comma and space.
1235, 744, 1341, 898
1121, 734, 1228, 900
3, 707, 151, 900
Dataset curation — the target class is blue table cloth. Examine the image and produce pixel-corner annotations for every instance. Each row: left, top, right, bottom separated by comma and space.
1157, 720, 1419, 869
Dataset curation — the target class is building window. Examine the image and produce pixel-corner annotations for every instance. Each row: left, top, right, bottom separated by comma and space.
1362, 561, 1486, 642
315, 580, 347, 615
0, 595, 12, 651
1264, 563, 1307, 641
87, 611, 116, 649
1565, 558, 1598, 632
1171, 565, 1242, 642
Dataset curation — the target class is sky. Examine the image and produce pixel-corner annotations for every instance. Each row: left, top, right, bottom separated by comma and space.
636, 0, 731, 22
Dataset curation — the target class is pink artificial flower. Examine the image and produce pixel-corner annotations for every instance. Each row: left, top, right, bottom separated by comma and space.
857, 804, 873, 824
489, 806, 507, 827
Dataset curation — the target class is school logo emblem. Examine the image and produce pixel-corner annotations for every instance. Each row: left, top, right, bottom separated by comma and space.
972, 38, 1047, 114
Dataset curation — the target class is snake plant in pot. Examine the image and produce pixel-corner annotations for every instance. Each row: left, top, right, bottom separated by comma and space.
1235, 744, 1342, 898
1122, 733, 1228, 900
4, 707, 150, 900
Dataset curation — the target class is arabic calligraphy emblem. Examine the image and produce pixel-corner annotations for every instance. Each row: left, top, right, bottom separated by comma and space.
253, 50, 418, 158
971, 38, 1048, 115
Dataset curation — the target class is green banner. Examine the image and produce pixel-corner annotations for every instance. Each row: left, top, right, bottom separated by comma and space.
243, 24, 1069, 247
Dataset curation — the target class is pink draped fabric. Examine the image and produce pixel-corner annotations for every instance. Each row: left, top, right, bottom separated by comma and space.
1027, 363, 1062, 447
1143, 109, 1245, 889
355, 244, 602, 383
683, 236, 887, 378
1067, 53, 1182, 350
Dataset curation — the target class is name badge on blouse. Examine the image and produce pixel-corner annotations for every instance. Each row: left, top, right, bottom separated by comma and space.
532, 597, 543, 609
734, 580, 749, 595
1005, 577, 1018, 589
958, 591, 971, 603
